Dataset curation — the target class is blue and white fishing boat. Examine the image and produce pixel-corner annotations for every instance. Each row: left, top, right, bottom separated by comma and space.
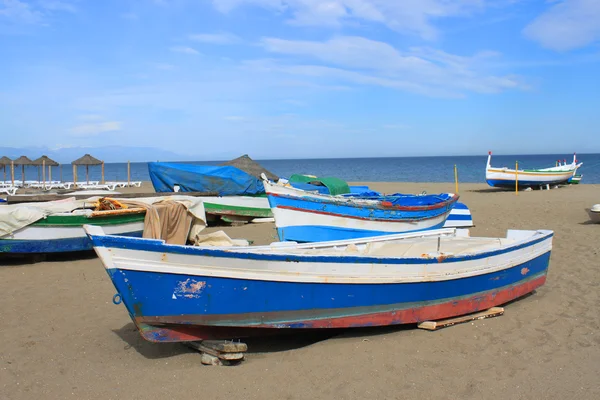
85, 225, 553, 343
263, 179, 459, 242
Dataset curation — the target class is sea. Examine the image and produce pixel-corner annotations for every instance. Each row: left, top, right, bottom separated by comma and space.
5, 154, 600, 184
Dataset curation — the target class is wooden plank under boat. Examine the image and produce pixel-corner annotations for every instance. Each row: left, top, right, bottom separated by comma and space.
84, 225, 553, 343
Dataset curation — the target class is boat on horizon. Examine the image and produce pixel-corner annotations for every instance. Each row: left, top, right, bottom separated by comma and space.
485, 152, 582, 189
84, 225, 553, 343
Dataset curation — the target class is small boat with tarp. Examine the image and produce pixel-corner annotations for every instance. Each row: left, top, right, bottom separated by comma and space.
263, 177, 459, 242
0, 196, 206, 255
85, 225, 553, 342
148, 155, 277, 223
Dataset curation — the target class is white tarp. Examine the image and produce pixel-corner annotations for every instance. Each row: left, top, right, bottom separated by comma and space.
0, 195, 206, 238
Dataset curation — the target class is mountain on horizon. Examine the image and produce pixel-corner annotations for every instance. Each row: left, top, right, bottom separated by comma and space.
0, 146, 194, 164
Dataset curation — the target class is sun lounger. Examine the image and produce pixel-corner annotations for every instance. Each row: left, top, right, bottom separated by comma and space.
0, 186, 17, 196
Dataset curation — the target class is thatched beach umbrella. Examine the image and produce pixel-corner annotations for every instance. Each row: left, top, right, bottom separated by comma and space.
72, 154, 103, 185
32, 155, 59, 185
220, 154, 278, 181
13, 155, 33, 185
0, 156, 11, 183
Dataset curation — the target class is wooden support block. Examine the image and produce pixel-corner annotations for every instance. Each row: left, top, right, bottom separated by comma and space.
187, 340, 247, 366
201, 340, 248, 353
201, 353, 223, 366
418, 307, 504, 331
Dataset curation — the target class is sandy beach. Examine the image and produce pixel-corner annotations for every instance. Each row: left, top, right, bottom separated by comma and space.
1, 182, 599, 399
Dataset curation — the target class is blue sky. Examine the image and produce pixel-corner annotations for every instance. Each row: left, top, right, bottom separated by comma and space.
1, 0, 599, 160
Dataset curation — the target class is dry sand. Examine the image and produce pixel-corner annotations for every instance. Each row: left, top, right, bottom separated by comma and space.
1, 182, 599, 399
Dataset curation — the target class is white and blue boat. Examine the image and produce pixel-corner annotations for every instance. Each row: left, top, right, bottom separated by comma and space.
263, 179, 459, 242
444, 202, 473, 228
486, 152, 582, 189
85, 225, 553, 343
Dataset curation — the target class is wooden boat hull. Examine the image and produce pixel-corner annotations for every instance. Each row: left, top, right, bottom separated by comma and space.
201, 196, 272, 218
202, 196, 472, 229
86, 226, 552, 342
486, 152, 578, 188
264, 181, 458, 242
0, 213, 145, 254
569, 175, 582, 184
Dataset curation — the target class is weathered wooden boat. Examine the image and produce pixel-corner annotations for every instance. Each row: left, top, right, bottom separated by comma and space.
1, 208, 145, 254
569, 174, 582, 184
263, 179, 459, 242
149, 156, 278, 222
486, 152, 581, 189
588, 204, 600, 223
85, 225, 553, 342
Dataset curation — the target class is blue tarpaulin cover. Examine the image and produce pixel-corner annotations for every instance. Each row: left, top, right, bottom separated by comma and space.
148, 162, 265, 195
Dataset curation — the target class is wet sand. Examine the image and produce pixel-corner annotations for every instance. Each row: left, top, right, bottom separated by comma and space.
1, 182, 599, 399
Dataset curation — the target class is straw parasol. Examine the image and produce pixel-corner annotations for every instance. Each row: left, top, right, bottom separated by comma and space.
13, 155, 33, 184
32, 155, 60, 184
0, 156, 12, 183
220, 154, 278, 181
71, 154, 103, 184
0, 156, 12, 182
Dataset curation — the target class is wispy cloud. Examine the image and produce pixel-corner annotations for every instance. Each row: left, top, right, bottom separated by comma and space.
170, 45, 200, 55
211, 0, 485, 40
0, 0, 76, 26
189, 32, 241, 44
524, 0, 600, 51
255, 36, 524, 97
0, 0, 44, 24
70, 121, 122, 136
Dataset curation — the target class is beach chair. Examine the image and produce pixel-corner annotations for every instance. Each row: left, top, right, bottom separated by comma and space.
105, 181, 129, 188
0, 186, 17, 196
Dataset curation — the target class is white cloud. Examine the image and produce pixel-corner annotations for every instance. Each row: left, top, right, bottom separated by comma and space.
70, 121, 122, 136
189, 32, 241, 44
524, 0, 600, 51
170, 46, 200, 55
211, 0, 485, 40
255, 36, 523, 97
0, 0, 44, 24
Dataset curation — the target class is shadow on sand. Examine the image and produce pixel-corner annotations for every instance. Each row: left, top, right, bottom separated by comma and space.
112, 323, 345, 358
0, 250, 97, 266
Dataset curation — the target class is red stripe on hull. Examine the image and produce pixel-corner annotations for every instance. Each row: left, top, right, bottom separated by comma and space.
134, 275, 546, 342
276, 205, 450, 223
268, 192, 459, 212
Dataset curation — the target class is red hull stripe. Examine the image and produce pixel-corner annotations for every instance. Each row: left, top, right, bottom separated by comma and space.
268, 192, 459, 212
134, 275, 546, 342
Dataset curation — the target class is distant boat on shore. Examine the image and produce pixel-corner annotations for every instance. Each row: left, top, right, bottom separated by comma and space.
485, 152, 582, 189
